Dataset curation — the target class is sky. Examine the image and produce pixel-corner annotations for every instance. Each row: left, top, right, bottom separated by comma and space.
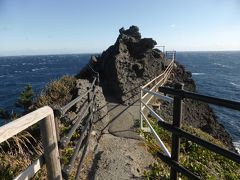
0, 0, 240, 56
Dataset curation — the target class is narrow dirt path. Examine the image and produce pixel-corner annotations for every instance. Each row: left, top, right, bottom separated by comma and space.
81, 100, 155, 180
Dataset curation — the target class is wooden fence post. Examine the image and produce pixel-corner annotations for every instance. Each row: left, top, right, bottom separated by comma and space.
40, 115, 62, 180
170, 83, 183, 180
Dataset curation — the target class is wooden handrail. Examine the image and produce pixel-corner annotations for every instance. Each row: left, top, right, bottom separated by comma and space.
59, 73, 98, 179
141, 82, 240, 179
0, 106, 52, 143
140, 50, 239, 179
14, 156, 45, 180
159, 86, 240, 111
0, 106, 62, 180
1, 65, 100, 179
142, 59, 174, 89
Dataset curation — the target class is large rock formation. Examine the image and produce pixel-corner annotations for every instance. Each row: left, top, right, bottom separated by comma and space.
77, 25, 235, 150
78, 26, 168, 104
97, 26, 166, 104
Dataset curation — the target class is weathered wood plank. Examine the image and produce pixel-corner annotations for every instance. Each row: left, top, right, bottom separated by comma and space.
40, 115, 62, 180
14, 156, 45, 180
0, 106, 53, 143
0, 106, 62, 179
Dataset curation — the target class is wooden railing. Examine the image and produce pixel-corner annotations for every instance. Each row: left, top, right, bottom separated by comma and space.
140, 51, 175, 130
141, 83, 240, 179
0, 67, 99, 179
56, 72, 99, 179
157, 84, 240, 179
140, 50, 240, 179
0, 106, 62, 179
140, 51, 175, 157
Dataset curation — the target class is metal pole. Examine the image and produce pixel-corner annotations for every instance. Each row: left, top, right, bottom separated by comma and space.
170, 83, 183, 180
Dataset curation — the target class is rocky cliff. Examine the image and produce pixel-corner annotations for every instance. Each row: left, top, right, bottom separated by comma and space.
78, 25, 235, 150
79, 26, 167, 105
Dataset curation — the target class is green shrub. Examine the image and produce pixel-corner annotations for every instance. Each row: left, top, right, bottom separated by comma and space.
15, 84, 34, 111
35, 75, 76, 107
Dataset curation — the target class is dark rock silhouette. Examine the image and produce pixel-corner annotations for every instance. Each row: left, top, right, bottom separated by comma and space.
98, 25, 166, 104
77, 26, 166, 104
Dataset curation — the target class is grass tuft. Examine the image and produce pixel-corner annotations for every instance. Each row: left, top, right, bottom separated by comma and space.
35, 75, 76, 107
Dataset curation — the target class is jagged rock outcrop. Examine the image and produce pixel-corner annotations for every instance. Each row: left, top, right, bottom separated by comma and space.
96, 26, 166, 104
77, 26, 167, 105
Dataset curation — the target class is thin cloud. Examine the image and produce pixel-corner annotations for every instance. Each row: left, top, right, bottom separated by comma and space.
170, 24, 176, 28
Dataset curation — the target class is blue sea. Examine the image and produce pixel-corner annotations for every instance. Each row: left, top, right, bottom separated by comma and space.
0, 52, 239, 152
0, 54, 90, 111
177, 51, 240, 152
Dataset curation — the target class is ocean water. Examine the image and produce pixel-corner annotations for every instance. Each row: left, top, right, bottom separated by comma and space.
0, 54, 90, 112
0, 52, 239, 152
177, 51, 240, 152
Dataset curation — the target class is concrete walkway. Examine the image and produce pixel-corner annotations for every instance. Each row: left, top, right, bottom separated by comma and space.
107, 101, 142, 140
82, 99, 155, 180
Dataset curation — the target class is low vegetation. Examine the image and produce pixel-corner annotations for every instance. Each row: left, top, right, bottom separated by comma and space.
0, 75, 77, 179
35, 75, 76, 108
15, 84, 34, 112
142, 117, 240, 180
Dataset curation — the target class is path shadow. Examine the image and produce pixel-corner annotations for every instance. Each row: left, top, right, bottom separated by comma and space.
95, 97, 140, 143
87, 151, 103, 180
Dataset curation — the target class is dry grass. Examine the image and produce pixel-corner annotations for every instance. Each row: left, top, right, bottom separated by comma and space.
0, 151, 32, 179
35, 75, 76, 107
0, 129, 43, 178
1, 131, 43, 155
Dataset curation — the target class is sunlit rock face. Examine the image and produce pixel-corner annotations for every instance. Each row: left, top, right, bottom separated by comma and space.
99, 26, 166, 104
